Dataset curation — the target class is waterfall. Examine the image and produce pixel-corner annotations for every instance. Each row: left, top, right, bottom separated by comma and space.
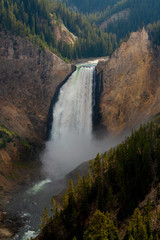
42, 66, 95, 178
51, 66, 94, 140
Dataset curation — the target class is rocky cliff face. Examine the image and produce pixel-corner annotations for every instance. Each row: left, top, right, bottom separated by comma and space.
53, 21, 78, 45
0, 32, 73, 192
96, 28, 160, 136
0, 32, 72, 141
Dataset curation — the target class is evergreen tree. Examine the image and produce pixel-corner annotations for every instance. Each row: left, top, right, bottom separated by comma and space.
40, 207, 50, 230
83, 210, 119, 240
125, 208, 147, 240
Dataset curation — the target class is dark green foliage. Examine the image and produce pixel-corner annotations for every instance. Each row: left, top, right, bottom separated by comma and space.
144, 199, 152, 238
19, 138, 36, 161
0, 0, 118, 59
0, 125, 14, 149
1, 0, 160, 60
0, 138, 6, 149
39, 122, 160, 239
54, 3, 118, 58
124, 208, 148, 240
123, 200, 158, 240
63, 0, 119, 14
83, 210, 119, 240
59, 0, 160, 49
87, 0, 160, 42
0, 125, 37, 163
147, 21, 160, 46
40, 207, 50, 230
0, 0, 56, 47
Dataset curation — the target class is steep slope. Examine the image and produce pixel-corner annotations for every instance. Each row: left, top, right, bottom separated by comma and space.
36, 122, 160, 240
52, 20, 78, 45
96, 28, 160, 136
0, 31, 72, 141
100, 9, 130, 31
64, 0, 119, 13
0, 31, 73, 192
87, 0, 160, 44
0, 0, 118, 60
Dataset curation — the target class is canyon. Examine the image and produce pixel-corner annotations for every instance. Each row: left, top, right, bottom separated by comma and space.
1, 28, 160, 238
1, 28, 160, 195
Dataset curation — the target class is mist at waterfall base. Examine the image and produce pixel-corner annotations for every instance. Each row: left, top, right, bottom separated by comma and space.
41, 65, 116, 179
42, 130, 114, 179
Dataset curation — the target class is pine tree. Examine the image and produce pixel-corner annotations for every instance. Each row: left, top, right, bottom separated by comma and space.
125, 208, 147, 240
40, 207, 50, 230
50, 196, 55, 217
63, 193, 69, 209
93, 153, 101, 181
68, 178, 76, 206
144, 199, 152, 238
83, 210, 119, 240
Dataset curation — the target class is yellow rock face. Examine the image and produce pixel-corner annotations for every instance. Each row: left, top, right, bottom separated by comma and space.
96, 29, 160, 136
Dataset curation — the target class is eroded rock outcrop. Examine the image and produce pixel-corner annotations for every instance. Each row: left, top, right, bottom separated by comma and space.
53, 21, 78, 45
96, 28, 160, 136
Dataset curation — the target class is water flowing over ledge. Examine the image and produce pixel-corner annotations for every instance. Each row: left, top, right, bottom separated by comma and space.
42, 65, 95, 178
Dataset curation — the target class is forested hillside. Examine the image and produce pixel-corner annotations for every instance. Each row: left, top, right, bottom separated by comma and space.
148, 20, 160, 46
63, 0, 119, 13
1, 0, 160, 60
0, 0, 118, 60
55, 3, 118, 58
63, 0, 160, 45
37, 122, 160, 240
88, 0, 160, 42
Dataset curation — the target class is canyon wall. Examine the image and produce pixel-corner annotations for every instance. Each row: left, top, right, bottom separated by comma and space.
96, 28, 160, 136
0, 32, 73, 141
0, 32, 73, 192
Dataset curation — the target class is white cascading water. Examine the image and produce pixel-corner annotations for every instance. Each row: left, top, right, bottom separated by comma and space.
51, 66, 93, 139
42, 66, 95, 178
